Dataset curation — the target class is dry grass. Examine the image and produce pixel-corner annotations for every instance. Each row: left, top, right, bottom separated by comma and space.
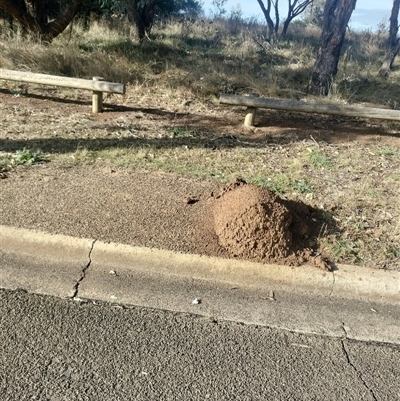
0, 18, 399, 270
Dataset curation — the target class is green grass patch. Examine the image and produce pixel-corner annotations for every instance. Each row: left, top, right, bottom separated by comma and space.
0, 149, 46, 173
171, 127, 196, 138
374, 146, 400, 158
251, 175, 313, 194
305, 147, 334, 169
325, 238, 362, 263
386, 244, 400, 258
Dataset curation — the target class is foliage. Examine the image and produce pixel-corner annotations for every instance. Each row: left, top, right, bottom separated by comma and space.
0, 0, 203, 42
301, 0, 325, 27
210, 0, 228, 18
120, 0, 202, 40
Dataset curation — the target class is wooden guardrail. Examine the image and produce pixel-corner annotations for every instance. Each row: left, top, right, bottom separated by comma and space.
219, 94, 400, 127
0, 69, 126, 113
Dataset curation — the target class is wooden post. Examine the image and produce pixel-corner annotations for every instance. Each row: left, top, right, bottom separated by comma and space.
244, 93, 259, 127
244, 107, 257, 127
92, 76, 104, 113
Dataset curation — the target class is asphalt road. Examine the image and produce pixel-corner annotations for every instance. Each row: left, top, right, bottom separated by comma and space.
1, 288, 399, 401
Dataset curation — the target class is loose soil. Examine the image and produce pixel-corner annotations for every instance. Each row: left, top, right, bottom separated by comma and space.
1, 87, 399, 270
213, 178, 328, 269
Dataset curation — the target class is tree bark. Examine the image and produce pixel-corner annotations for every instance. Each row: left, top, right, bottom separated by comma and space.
308, 0, 357, 96
379, 0, 400, 78
0, 0, 83, 42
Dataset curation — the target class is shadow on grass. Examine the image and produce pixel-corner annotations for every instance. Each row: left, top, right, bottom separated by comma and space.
0, 132, 268, 155
0, 89, 175, 115
85, 38, 269, 78
253, 109, 400, 142
1, 88, 400, 157
2, 111, 400, 155
96, 40, 189, 64
337, 77, 400, 106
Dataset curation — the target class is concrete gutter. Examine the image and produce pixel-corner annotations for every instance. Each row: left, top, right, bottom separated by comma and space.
1, 225, 399, 344
89, 240, 400, 304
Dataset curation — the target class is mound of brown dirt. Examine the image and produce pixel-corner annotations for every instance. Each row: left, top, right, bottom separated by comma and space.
212, 179, 330, 270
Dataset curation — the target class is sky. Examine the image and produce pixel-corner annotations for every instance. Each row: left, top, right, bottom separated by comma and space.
202, 0, 395, 31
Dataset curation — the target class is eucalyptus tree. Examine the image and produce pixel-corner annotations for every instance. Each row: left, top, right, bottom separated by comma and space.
379, 0, 400, 78
119, 0, 202, 40
308, 0, 357, 95
256, 0, 314, 39
0, 0, 83, 42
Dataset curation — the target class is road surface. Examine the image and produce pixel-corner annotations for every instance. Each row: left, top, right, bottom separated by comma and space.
1, 288, 399, 400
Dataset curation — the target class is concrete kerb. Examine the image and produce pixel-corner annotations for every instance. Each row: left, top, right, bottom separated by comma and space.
0, 226, 94, 298
1, 225, 399, 305
0, 225, 94, 261
89, 241, 333, 297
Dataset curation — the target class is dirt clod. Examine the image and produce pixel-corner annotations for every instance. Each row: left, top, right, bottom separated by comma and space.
212, 179, 331, 270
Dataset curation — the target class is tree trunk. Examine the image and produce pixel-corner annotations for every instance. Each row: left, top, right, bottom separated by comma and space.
281, 0, 313, 38
256, 0, 276, 39
379, 0, 400, 78
0, 0, 83, 42
308, 0, 357, 96
127, 0, 156, 41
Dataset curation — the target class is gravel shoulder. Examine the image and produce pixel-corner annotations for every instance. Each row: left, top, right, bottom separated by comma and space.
0, 165, 229, 258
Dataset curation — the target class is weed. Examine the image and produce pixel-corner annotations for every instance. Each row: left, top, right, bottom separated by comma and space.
374, 146, 400, 158
387, 245, 400, 258
0, 153, 11, 172
0, 149, 46, 174
251, 175, 290, 194
306, 147, 334, 169
292, 179, 312, 194
171, 127, 195, 138
12, 148, 45, 166
326, 239, 362, 263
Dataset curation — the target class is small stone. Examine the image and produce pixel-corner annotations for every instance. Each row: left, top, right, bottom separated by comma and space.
192, 298, 201, 305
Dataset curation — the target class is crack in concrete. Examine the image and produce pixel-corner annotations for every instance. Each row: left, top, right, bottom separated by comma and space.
341, 323, 378, 401
71, 240, 96, 299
